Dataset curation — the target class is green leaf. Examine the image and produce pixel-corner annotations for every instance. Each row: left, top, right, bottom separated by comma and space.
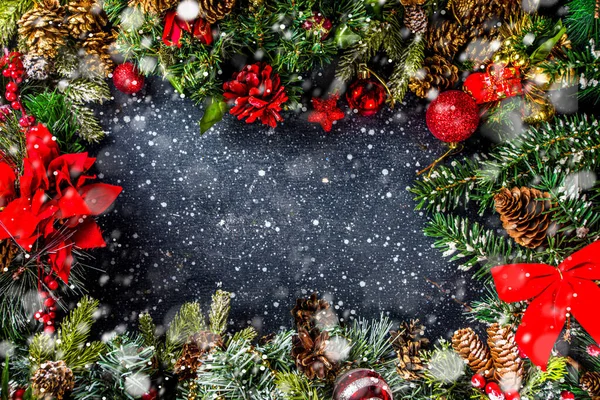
199, 97, 228, 135
530, 21, 567, 64
334, 24, 361, 48
2, 355, 8, 400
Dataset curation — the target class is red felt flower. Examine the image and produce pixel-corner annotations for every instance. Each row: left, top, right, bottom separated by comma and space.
307, 95, 345, 132
223, 63, 288, 128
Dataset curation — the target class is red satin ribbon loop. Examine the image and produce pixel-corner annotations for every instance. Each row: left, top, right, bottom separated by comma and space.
162, 10, 213, 48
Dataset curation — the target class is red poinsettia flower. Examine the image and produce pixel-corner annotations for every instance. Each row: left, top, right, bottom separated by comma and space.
223, 63, 288, 128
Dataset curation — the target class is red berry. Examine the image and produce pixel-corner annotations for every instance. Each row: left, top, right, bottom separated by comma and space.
587, 344, 600, 357
47, 279, 59, 290
47, 311, 56, 319
19, 117, 30, 127
505, 390, 521, 400
471, 373, 486, 388
141, 389, 158, 400
48, 305, 57, 312
44, 275, 53, 284
10, 70, 20, 79
34, 311, 43, 320
6, 81, 18, 92
28, 115, 35, 123
44, 297, 56, 307
39, 291, 49, 299
5, 91, 17, 101
1, 69, 10, 77
41, 314, 52, 323
15, 77, 23, 84
560, 391, 575, 400
485, 382, 504, 400
44, 325, 56, 335
13, 388, 26, 398
11, 101, 21, 110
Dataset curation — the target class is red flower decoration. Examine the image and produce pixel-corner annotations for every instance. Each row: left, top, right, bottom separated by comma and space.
0, 123, 122, 283
223, 63, 288, 128
308, 95, 345, 132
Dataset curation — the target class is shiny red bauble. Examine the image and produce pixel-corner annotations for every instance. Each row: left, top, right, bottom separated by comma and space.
113, 62, 145, 94
560, 391, 575, 400
425, 90, 480, 143
346, 78, 387, 117
332, 369, 393, 400
471, 373, 486, 388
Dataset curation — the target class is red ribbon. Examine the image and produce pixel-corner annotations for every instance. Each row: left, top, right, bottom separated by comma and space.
492, 241, 600, 370
162, 10, 213, 48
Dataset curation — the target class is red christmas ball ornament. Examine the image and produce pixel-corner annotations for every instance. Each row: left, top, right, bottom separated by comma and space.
587, 343, 600, 357
426, 90, 480, 143
346, 73, 387, 117
113, 62, 145, 94
504, 390, 521, 400
471, 373, 486, 388
463, 64, 523, 104
560, 391, 575, 400
485, 382, 505, 400
302, 12, 333, 40
332, 369, 393, 400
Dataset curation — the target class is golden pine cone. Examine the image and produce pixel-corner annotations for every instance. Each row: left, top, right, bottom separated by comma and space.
452, 327, 495, 378
81, 31, 115, 77
400, 0, 426, 5
291, 328, 335, 380
31, 360, 75, 400
409, 55, 459, 98
582, 372, 600, 397
66, 0, 107, 39
404, 5, 427, 35
291, 293, 336, 330
128, 0, 178, 15
390, 320, 429, 380
18, 0, 68, 59
0, 240, 18, 273
198, 0, 236, 23
487, 324, 524, 387
494, 187, 555, 248
426, 20, 466, 59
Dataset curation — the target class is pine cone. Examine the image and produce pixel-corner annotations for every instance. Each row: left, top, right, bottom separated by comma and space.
0, 240, 18, 273
223, 63, 288, 128
487, 323, 524, 388
409, 55, 458, 98
81, 31, 115, 77
31, 360, 75, 400
451, 327, 495, 378
128, 0, 178, 15
18, 0, 68, 59
66, 0, 107, 39
291, 293, 336, 330
390, 320, 429, 380
582, 372, 600, 397
22, 54, 53, 80
426, 20, 466, 59
404, 6, 427, 34
173, 331, 223, 381
198, 0, 236, 24
291, 328, 335, 380
494, 187, 555, 249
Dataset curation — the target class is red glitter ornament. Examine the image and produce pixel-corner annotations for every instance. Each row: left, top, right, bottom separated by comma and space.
560, 391, 575, 400
113, 62, 145, 95
308, 95, 345, 132
332, 369, 393, 400
426, 90, 480, 143
346, 75, 387, 117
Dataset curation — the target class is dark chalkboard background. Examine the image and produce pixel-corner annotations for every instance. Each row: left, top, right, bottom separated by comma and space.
86, 76, 482, 340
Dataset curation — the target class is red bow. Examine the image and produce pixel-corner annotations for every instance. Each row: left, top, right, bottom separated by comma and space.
162, 10, 213, 48
492, 241, 600, 370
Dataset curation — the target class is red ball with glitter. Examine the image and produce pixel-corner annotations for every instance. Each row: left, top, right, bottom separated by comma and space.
332, 369, 393, 400
113, 62, 145, 94
425, 90, 480, 143
346, 78, 387, 117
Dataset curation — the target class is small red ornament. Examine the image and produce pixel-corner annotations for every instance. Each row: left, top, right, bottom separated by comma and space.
302, 12, 333, 40
426, 90, 479, 143
587, 343, 600, 357
504, 390, 521, 400
463, 64, 523, 104
113, 62, 145, 95
560, 391, 575, 400
333, 369, 393, 400
485, 382, 505, 400
346, 73, 387, 117
12, 388, 26, 400
471, 373, 486, 388
308, 95, 345, 132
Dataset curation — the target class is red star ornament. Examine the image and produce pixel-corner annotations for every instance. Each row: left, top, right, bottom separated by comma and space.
308, 95, 345, 132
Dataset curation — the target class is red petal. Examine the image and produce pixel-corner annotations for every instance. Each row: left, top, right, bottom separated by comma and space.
71, 219, 106, 249
48, 242, 74, 283
0, 197, 40, 246
26, 124, 59, 166
57, 187, 91, 218
79, 183, 122, 215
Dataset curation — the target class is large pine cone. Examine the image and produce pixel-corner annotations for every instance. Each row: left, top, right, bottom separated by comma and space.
199, 0, 236, 24
409, 55, 458, 98
173, 331, 223, 380
487, 323, 524, 388
0, 240, 18, 273
66, 0, 107, 39
451, 327, 494, 378
390, 320, 429, 380
31, 360, 75, 400
18, 0, 68, 59
81, 30, 115, 77
582, 371, 600, 397
128, 0, 178, 15
494, 187, 555, 249
223, 63, 288, 128
291, 293, 336, 330
404, 6, 427, 35
291, 328, 335, 380
426, 20, 466, 60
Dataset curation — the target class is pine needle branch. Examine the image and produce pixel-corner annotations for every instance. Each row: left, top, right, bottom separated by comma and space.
0, 0, 33, 47
209, 290, 231, 335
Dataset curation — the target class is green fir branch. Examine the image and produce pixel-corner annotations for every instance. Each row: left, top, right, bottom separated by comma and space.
467, 285, 526, 326
163, 302, 206, 368
209, 290, 231, 335
336, 21, 386, 81
388, 35, 424, 103
72, 104, 106, 143
275, 372, 320, 400
0, 0, 33, 47
64, 78, 111, 105
566, 0, 600, 47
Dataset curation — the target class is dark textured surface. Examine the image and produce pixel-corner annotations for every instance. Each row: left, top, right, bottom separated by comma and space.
88, 76, 478, 339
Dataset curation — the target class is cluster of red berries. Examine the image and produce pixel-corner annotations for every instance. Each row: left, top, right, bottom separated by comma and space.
33, 275, 61, 335
471, 374, 520, 400
0, 51, 35, 127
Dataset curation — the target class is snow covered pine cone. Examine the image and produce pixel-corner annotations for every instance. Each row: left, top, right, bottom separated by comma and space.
31, 360, 75, 400
291, 328, 336, 380
174, 331, 224, 381
409, 55, 459, 98
452, 327, 495, 379
18, 0, 68, 60
391, 319, 430, 380
291, 293, 337, 330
